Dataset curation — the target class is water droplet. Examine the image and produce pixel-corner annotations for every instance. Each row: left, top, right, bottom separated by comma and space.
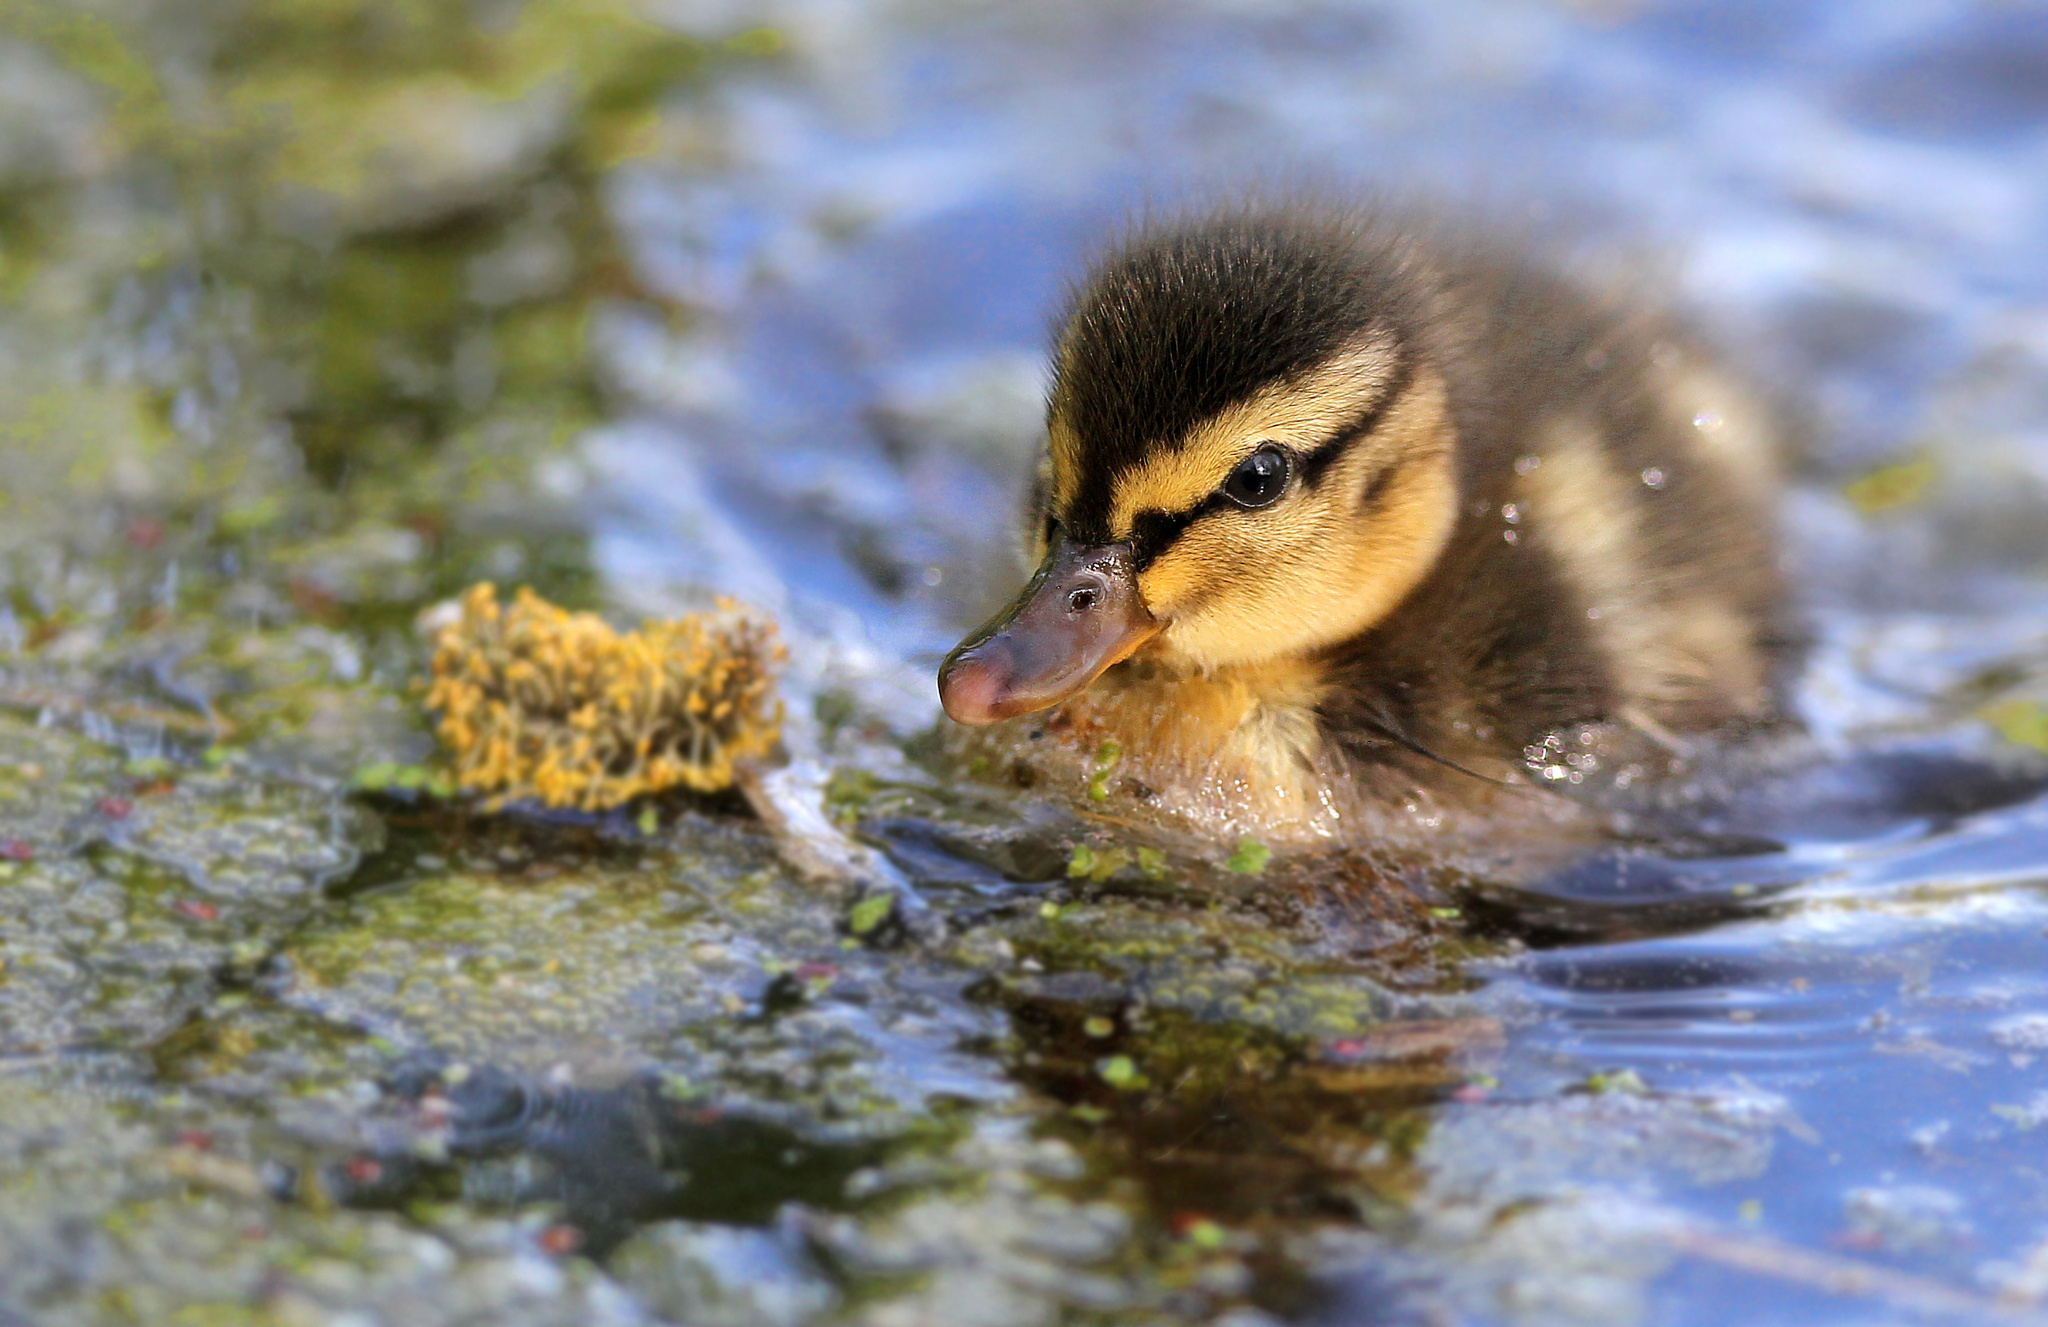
1693, 410, 1723, 431
1641, 467, 1666, 489
1514, 453, 1543, 475
1502, 529, 1519, 544
1501, 502, 1520, 524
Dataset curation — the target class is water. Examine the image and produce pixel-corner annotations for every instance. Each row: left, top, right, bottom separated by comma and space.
588, 2, 2048, 1322
5, 1, 2048, 1324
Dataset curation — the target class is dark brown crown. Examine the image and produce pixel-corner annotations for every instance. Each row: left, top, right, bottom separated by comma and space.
1049, 206, 1423, 542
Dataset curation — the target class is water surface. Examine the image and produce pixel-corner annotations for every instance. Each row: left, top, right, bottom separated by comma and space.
3, 2, 2048, 1325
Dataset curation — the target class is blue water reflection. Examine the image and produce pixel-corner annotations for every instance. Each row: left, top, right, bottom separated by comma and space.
588, 1, 2048, 1320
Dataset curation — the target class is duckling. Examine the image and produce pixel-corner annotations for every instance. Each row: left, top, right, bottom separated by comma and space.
937, 202, 1801, 849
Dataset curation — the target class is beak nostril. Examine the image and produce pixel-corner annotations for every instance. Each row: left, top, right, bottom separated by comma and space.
937, 537, 1156, 724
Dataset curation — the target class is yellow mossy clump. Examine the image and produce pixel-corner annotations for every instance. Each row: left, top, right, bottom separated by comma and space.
425, 583, 785, 810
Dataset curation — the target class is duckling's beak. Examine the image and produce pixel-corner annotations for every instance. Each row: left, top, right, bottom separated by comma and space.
938, 535, 1158, 725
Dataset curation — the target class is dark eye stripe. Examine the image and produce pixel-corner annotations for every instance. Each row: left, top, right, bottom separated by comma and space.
1131, 504, 1207, 571
1358, 461, 1401, 515
1122, 348, 1414, 571
1297, 348, 1415, 490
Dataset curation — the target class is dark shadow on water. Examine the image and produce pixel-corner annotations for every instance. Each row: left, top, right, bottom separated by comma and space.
861, 813, 1072, 894
855, 740, 2048, 1318
330, 792, 762, 903
305, 741, 2048, 1304
321, 1056, 895, 1259
1474, 744, 2048, 946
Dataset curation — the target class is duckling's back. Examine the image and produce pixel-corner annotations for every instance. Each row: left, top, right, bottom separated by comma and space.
1319, 230, 1801, 796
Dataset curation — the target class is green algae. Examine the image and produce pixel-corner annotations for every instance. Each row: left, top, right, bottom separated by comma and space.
824, 764, 988, 831
349, 761, 455, 799
846, 892, 893, 937
1068, 842, 1130, 882
0, 710, 126, 849
0, 709, 370, 1057
0, 9, 903, 1317
270, 832, 936, 1122
164, 764, 1441, 1321
0, 3, 1842, 1323
0, 0, 778, 675
1223, 836, 1272, 876
1087, 739, 1122, 803
990, 878, 1443, 1040
0, 1072, 670, 1327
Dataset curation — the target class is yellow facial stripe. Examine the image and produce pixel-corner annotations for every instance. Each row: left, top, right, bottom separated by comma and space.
1135, 489, 1331, 615
1135, 368, 1457, 670
1107, 332, 1399, 536
1047, 416, 1083, 513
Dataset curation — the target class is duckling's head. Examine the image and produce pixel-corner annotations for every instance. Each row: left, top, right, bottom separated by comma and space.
940, 209, 1461, 725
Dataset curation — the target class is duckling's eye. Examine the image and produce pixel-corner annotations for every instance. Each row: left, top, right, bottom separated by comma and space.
1222, 445, 1291, 509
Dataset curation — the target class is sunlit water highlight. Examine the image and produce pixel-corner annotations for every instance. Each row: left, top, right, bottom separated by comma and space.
585, 1, 2048, 1321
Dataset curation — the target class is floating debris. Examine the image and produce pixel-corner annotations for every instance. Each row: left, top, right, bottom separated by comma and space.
846, 894, 894, 937
1984, 699, 2048, 753
1844, 453, 1937, 515
425, 583, 785, 810
1223, 835, 1272, 875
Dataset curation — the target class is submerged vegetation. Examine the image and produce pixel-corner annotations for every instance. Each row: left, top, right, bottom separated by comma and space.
426, 582, 785, 808
0, 2, 2045, 1325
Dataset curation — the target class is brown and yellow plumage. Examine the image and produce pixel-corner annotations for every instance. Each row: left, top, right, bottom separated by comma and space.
940, 202, 1800, 848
